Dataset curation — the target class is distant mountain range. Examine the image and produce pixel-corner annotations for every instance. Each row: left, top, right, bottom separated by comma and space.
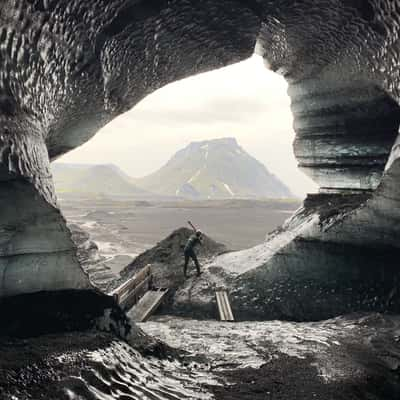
52, 138, 293, 199
134, 138, 292, 199
51, 163, 150, 198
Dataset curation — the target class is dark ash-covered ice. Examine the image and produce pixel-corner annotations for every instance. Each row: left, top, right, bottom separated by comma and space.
2, 314, 400, 399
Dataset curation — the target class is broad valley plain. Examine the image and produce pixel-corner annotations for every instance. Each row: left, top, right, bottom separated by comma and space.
59, 196, 300, 276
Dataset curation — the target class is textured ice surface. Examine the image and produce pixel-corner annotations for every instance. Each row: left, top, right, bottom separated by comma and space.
140, 313, 400, 383
207, 213, 319, 275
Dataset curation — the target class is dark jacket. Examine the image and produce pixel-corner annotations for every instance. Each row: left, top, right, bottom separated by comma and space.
184, 234, 201, 253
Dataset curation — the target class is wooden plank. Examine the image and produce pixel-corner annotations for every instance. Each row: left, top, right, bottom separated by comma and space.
215, 290, 234, 321
111, 265, 151, 297
119, 274, 151, 304
111, 265, 152, 306
215, 291, 225, 321
218, 291, 228, 320
120, 275, 152, 310
129, 289, 169, 322
216, 290, 229, 321
222, 291, 234, 321
139, 289, 168, 322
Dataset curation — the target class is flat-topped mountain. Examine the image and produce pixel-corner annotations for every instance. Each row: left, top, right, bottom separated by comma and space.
134, 138, 292, 199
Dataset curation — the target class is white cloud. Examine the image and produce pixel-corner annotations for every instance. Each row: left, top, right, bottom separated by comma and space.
58, 55, 317, 197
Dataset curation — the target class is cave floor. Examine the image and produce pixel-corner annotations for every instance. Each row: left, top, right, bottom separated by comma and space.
1, 313, 400, 399
139, 313, 400, 400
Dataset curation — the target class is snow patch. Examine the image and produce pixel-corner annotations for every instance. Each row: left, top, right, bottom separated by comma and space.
188, 169, 202, 184
223, 183, 235, 196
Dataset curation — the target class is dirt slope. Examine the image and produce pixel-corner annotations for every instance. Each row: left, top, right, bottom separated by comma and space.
116, 228, 228, 299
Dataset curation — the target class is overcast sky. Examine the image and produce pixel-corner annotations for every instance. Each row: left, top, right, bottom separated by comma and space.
58, 55, 317, 197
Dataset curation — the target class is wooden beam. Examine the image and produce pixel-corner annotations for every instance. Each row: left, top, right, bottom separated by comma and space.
215, 290, 234, 321
129, 289, 169, 322
111, 265, 152, 308
120, 275, 152, 310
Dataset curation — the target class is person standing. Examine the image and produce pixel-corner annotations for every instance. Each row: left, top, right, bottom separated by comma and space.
183, 227, 203, 278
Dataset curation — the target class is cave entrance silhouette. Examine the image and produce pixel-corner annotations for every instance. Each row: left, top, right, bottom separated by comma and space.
49, 40, 400, 324
53, 48, 400, 284
55, 54, 316, 253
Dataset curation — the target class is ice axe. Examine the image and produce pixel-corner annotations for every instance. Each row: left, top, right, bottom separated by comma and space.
187, 220, 198, 232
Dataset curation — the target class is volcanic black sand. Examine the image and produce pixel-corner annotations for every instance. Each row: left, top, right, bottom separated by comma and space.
3, 313, 400, 399
0, 332, 179, 400
140, 314, 400, 400
118, 227, 227, 284
208, 354, 391, 400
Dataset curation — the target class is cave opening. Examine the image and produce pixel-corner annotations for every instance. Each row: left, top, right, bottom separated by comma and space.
51, 50, 400, 318
54, 54, 316, 260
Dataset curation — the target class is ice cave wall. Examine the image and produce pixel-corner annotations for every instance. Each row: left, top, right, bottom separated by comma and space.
0, 0, 259, 300
1, 1, 400, 319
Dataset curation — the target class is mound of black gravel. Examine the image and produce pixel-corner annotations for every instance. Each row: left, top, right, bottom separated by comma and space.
112, 227, 228, 296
